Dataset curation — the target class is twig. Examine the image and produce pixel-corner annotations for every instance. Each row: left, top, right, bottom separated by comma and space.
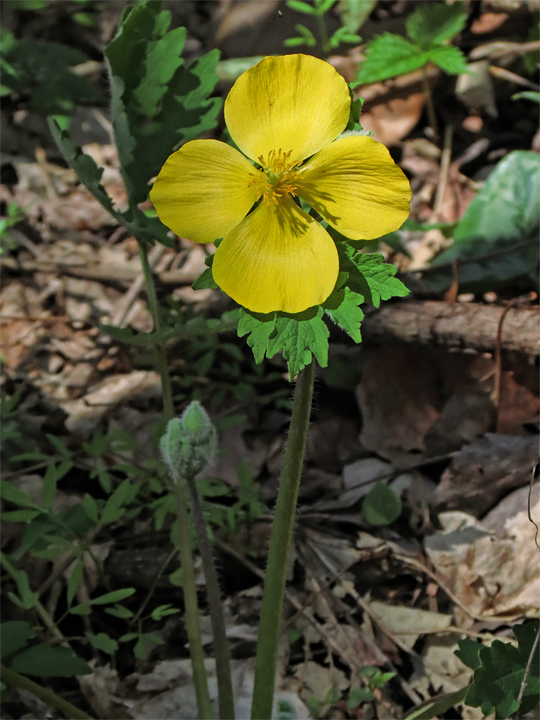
515, 622, 540, 710
527, 461, 540, 553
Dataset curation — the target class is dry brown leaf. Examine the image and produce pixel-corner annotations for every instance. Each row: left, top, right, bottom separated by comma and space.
425, 485, 540, 622
367, 601, 453, 650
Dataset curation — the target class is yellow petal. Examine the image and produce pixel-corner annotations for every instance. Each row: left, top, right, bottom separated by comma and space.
150, 139, 260, 243
224, 54, 350, 168
297, 135, 412, 240
212, 197, 339, 314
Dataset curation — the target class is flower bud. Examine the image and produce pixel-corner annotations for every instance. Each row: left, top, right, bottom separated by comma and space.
160, 401, 217, 480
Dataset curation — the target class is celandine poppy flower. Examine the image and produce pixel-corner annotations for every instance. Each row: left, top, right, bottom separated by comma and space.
150, 54, 411, 314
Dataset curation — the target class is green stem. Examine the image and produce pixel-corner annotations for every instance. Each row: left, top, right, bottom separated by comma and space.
139, 237, 211, 717
137, 240, 174, 420
183, 472, 236, 720
421, 65, 439, 141
316, 11, 330, 56
173, 482, 214, 720
251, 363, 315, 720
1, 553, 64, 644
1, 664, 92, 720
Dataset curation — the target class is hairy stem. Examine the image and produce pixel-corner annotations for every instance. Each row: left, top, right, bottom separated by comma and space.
1, 664, 92, 720
251, 362, 315, 719
183, 472, 236, 720
137, 240, 174, 420
173, 483, 214, 719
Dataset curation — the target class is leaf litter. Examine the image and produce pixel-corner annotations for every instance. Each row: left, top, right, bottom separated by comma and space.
1, 1, 539, 718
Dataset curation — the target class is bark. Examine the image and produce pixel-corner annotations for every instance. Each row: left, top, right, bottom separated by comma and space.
360, 300, 539, 356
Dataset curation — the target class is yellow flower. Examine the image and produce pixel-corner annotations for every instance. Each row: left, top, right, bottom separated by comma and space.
150, 54, 411, 314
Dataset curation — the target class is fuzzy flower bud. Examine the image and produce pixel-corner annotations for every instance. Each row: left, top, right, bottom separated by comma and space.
160, 401, 217, 480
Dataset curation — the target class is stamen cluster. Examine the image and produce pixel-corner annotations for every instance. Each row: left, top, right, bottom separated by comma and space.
250, 148, 300, 206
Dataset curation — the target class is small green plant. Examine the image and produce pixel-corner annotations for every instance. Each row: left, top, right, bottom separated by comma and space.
357, 2, 469, 137
0, 29, 101, 115
456, 621, 540, 719
307, 687, 341, 719
284, 0, 365, 56
0, 202, 25, 254
348, 666, 397, 709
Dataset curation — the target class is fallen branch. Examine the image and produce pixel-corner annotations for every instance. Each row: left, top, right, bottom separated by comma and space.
360, 300, 539, 356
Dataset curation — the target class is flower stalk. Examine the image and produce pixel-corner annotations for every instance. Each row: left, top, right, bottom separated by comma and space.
137, 240, 174, 421
182, 470, 236, 720
172, 481, 214, 720
251, 362, 316, 719
161, 406, 233, 718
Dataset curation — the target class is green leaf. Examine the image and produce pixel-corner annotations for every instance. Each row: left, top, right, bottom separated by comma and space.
43, 460, 72, 510
406, 2, 468, 50
268, 308, 330, 379
293, 23, 317, 44
85, 631, 119, 655
512, 90, 540, 104
133, 26, 187, 117
151, 604, 180, 621
11, 644, 92, 678
238, 310, 277, 365
0, 480, 40, 509
324, 286, 364, 343
338, 0, 376, 34
91, 588, 136, 605
83, 493, 100, 523
287, 0, 317, 14
330, 27, 362, 47
427, 45, 468, 75
357, 33, 427, 84
423, 151, 540, 294
0, 621, 35, 659
105, 604, 134, 619
362, 482, 402, 525
101, 479, 139, 525
456, 638, 482, 670
12, 570, 39, 610
168, 567, 184, 587
192, 266, 218, 291
283, 36, 311, 48
317, 0, 336, 14
403, 688, 468, 720
239, 306, 330, 378
105, 0, 221, 205
98, 323, 165, 347
69, 603, 91, 615
67, 559, 84, 607
457, 621, 540, 719
337, 244, 409, 307
348, 687, 375, 707
49, 117, 119, 220
1, 35, 100, 115
1, 509, 42, 522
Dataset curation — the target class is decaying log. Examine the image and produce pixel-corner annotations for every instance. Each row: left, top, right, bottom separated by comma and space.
361, 300, 539, 356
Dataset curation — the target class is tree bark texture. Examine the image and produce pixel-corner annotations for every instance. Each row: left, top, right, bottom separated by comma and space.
360, 301, 539, 357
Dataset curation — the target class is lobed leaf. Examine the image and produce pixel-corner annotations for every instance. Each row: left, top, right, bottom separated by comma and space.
357, 33, 427, 84
406, 2, 468, 50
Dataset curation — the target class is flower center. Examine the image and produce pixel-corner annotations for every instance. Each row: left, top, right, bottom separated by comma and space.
249, 148, 301, 206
